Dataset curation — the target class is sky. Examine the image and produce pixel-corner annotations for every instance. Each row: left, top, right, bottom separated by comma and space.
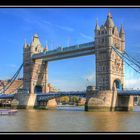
0, 8, 140, 91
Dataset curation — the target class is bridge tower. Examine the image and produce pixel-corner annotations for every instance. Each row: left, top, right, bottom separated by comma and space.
23, 34, 49, 94
86, 12, 133, 111
95, 12, 125, 90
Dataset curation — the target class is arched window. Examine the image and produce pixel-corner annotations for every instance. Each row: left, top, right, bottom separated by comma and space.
35, 47, 37, 52
114, 79, 122, 90
34, 85, 42, 93
102, 38, 104, 43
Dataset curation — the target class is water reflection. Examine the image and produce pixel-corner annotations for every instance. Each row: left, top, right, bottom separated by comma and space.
0, 106, 140, 132
22, 110, 47, 131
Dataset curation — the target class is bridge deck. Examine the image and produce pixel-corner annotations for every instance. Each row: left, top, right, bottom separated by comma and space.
118, 90, 140, 96
32, 41, 95, 61
0, 89, 140, 100
36, 91, 86, 101
0, 93, 15, 99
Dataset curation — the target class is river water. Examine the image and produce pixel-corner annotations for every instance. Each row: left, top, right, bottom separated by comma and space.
0, 106, 140, 132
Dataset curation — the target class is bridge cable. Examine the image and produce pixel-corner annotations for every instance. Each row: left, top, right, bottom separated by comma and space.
112, 46, 140, 74
0, 63, 23, 93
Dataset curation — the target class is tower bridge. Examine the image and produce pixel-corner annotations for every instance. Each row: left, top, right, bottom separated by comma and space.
1, 12, 140, 111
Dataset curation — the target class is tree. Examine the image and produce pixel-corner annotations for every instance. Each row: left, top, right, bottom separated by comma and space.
71, 96, 79, 103
60, 96, 69, 103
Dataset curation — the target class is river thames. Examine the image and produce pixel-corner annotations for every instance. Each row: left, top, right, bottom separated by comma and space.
0, 106, 140, 132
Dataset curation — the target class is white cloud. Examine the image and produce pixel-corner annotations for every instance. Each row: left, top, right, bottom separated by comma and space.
125, 78, 140, 89
84, 73, 95, 81
8, 64, 17, 68
80, 32, 92, 40
55, 24, 74, 32
23, 18, 75, 33
49, 79, 86, 91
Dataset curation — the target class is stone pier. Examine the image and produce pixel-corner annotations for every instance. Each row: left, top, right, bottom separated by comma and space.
14, 92, 58, 109
85, 86, 133, 111
14, 93, 37, 109
47, 99, 57, 109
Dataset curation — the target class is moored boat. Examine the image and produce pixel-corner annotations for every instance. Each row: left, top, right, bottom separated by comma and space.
0, 109, 18, 115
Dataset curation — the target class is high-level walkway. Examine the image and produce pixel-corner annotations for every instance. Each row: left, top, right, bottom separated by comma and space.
32, 41, 95, 61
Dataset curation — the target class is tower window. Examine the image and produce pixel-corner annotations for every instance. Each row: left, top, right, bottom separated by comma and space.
35, 48, 37, 52
102, 38, 104, 43
101, 31, 104, 34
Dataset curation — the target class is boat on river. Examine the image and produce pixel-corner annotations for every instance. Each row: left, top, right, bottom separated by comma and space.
0, 109, 18, 115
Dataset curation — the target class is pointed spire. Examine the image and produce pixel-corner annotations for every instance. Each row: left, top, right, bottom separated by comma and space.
30, 36, 34, 47
107, 11, 112, 18
95, 18, 100, 31
45, 41, 48, 51
24, 39, 27, 48
104, 11, 114, 28
34, 33, 38, 39
120, 24, 125, 34
30, 33, 41, 47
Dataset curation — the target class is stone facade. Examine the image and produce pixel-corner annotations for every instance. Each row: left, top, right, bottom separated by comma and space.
14, 92, 37, 109
85, 12, 133, 111
23, 34, 49, 94
95, 12, 125, 90
85, 89, 133, 111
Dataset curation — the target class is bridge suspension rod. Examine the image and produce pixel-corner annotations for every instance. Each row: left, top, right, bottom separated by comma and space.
0, 63, 23, 93
112, 46, 140, 74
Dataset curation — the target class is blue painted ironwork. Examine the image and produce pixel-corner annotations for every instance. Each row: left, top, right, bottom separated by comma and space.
118, 89, 140, 96
43, 49, 95, 61
0, 93, 15, 99
0, 63, 23, 94
32, 41, 95, 61
112, 45, 140, 74
36, 91, 86, 101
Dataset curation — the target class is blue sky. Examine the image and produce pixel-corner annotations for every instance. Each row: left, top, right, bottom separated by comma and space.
0, 8, 140, 91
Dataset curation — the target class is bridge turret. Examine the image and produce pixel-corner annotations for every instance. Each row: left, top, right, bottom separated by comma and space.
104, 12, 115, 28
29, 34, 44, 54
120, 24, 125, 35
95, 19, 100, 38
95, 19, 100, 31
44, 41, 48, 51
119, 24, 125, 51
23, 39, 27, 49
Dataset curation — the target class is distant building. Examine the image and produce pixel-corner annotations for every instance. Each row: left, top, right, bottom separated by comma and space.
0, 79, 23, 94
0, 79, 59, 94
48, 83, 59, 92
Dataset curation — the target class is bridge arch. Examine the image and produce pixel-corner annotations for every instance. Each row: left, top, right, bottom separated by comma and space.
36, 93, 86, 109
113, 79, 122, 90
34, 85, 42, 93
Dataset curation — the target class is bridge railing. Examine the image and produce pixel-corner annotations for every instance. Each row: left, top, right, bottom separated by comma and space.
44, 41, 95, 55
36, 91, 87, 101
117, 88, 140, 91
32, 41, 95, 59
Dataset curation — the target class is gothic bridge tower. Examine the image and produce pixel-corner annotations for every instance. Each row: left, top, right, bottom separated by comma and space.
86, 12, 133, 111
23, 34, 49, 94
95, 12, 125, 90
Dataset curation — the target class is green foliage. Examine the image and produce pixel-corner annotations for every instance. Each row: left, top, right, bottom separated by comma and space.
71, 96, 79, 103
60, 96, 69, 103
